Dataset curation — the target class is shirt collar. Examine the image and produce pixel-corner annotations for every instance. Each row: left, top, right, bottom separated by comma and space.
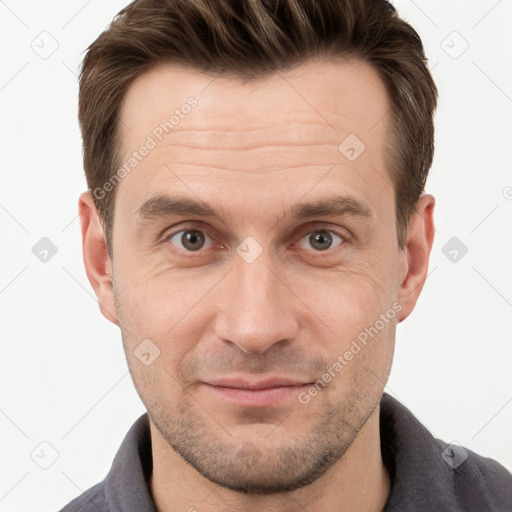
380, 393, 459, 510
104, 412, 157, 512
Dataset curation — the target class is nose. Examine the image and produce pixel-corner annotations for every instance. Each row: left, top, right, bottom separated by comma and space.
213, 253, 300, 354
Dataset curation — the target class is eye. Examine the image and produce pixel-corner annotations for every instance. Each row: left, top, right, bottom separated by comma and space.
298, 229, 344, 251
168, 229, 214, 252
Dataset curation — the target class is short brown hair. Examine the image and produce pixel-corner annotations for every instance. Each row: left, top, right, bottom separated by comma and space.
79, 0, 437, 256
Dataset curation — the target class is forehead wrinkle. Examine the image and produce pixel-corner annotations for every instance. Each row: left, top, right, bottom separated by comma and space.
129, 122, 345, 153
163, 162, 342, 176
135, 138, 350, 175
119, 99, 363, 154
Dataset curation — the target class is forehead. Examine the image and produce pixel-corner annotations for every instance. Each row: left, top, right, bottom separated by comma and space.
115, 57, 393, 225
119, 57, 390, 148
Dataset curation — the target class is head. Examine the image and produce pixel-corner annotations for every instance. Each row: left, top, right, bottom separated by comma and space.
79, 0, 437, 495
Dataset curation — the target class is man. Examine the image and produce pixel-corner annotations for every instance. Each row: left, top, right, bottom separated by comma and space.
59, 0, 512, 510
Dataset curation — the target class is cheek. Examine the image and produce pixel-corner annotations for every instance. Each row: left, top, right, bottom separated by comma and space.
113, 265, 220, 362
113, 271, 203, 408
298, 282, 397, 370
311, 284, 397, 405
290, 255, 398, 332
283, 252, 399, 392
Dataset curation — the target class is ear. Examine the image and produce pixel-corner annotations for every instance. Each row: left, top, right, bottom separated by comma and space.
396, 194, 435, 323
79, 191, 119, 326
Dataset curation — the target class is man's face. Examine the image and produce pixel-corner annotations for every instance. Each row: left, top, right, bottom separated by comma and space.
99, 58, 415, 492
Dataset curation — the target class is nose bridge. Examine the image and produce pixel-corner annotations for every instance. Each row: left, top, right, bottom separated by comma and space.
214, 252, 299, 354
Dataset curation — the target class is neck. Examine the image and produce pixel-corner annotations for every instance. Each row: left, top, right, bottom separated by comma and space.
149, 405, 391, 512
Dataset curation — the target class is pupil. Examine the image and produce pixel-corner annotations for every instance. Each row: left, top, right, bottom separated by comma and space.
182, 230, 204, 251
310, 230, 332, 251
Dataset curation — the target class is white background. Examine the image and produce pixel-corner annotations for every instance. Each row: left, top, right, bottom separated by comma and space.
1, 1, 511, 510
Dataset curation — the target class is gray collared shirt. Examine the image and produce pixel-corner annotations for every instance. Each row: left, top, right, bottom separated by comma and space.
57, 393, 512, 511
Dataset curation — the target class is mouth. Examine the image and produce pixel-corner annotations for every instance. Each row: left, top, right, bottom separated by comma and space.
201, 377, 312, 408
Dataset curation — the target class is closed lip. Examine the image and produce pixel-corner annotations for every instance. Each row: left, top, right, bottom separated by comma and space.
203, 377, 311, 390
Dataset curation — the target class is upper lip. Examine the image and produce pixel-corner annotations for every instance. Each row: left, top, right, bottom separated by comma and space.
204, 377, 310, 390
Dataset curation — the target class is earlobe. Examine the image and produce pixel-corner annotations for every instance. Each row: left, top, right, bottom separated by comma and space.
79, 191, 119, 326
396, 194, 435, 323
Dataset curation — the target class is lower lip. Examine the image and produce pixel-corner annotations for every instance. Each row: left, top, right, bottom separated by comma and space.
203, 383, 309, 407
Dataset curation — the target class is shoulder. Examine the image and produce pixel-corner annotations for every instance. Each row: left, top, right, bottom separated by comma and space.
380, 394, 512, 511
433, 438, 512, 510
56, 481, 106, 512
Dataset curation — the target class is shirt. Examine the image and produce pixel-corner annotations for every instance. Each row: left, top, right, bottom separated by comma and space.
57, 393, 512, 511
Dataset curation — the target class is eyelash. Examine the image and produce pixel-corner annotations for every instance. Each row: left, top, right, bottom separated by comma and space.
162, 223, 350, 257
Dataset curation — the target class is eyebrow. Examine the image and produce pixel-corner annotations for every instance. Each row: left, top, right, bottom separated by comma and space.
134, 194, 375, 226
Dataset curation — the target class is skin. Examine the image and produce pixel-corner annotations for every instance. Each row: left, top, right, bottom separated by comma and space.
80, 58, 435, 512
